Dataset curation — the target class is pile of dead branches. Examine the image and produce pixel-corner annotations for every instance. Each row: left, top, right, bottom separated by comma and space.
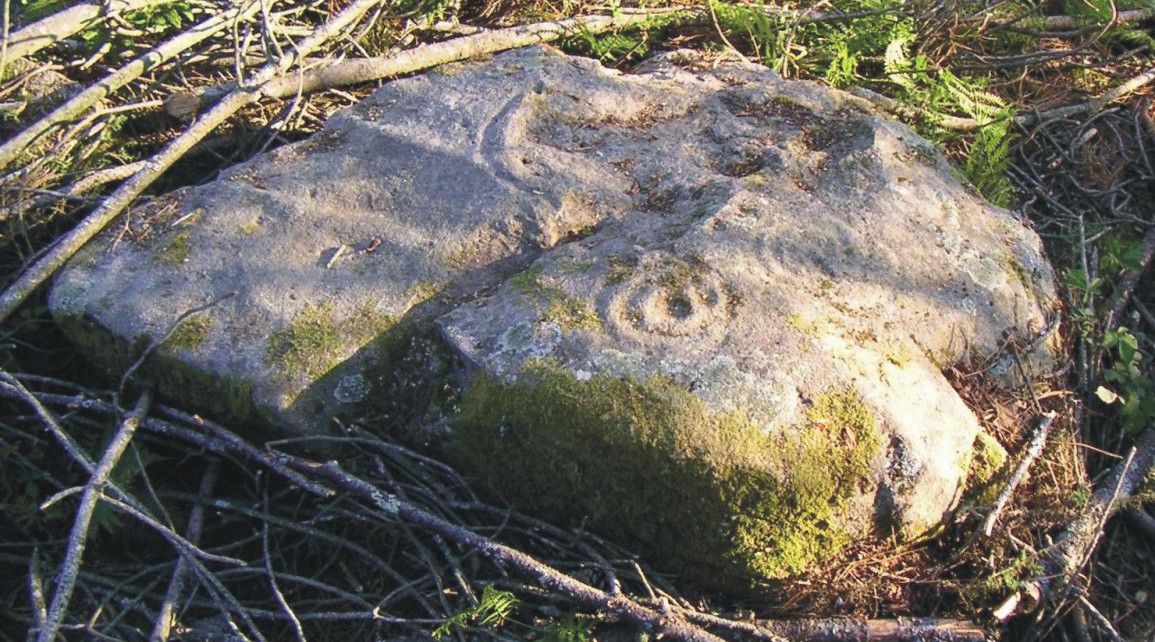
0, 369, 998, 641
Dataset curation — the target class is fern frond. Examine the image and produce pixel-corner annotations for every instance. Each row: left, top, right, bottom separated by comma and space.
432, 585, 520, 638
884, 30, 917, 90
940, 69, 1008, 123
963, 118, 1016, 207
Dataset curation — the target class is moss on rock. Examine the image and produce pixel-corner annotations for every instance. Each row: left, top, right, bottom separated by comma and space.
452, 360, 882, 588
964, 431, 1009, 505
54, 313, 259, 424
265, 302, 395, 380
508, 265, 602, 332
157, 232, 191, 265
164, 315, 213, 353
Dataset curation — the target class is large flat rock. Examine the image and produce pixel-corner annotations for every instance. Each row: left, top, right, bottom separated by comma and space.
50, 46, 1058, 588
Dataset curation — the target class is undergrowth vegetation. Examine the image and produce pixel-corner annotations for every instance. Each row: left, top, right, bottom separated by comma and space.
2, 0, 1154, 640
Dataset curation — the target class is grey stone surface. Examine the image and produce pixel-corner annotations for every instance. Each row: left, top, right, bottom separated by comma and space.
50, 45, 1059, 583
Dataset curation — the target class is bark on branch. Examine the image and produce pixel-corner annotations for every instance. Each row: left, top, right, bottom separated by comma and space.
164, 9, 704, 118
0, 0, 387, 325
995, 427, 1155, 620
683, 607, 987, 642
848, 66, 1155, 132
2, 0, 170, 65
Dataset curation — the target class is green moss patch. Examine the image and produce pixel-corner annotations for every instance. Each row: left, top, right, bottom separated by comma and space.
157, 232, 191, 265
163, 315, 213, 353
544, 296, 601, 331
452, 361, 881, 588
508, 266, 602, 332
265, 302, 395, 380
964, 431, 1009, 505
509, 266, 545, 294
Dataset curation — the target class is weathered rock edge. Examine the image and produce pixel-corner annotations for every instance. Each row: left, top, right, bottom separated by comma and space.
49, 46, 1059, 589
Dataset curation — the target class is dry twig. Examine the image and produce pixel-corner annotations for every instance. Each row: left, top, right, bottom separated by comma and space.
982, 412, 1059, 537
995, 427, 1155, 621
149, 460, 220, 642
0, 0, 387, 325
36, 390, 152, 642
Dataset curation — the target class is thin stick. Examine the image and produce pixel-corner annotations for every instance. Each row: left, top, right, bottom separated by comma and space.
0, 147, 146, 223
28, 548, 48, 638
0, 0, 387, 325
0, 1, 262, 171
37, 390, 152, 642
707, 1, 752, 65
0, 371, 97, 472
260, 491, 307, 642
291, 457, 727, 642
1077, 594, 1125, 642
150, 460, 220, 642
848, 66, 1155, 132
983, 412, 1058, 537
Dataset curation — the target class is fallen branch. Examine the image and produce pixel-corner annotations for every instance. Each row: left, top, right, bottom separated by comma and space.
1039, 8, 1155, 32
760, 617, 986, 642
1, 0, 170, 66
982, 412, 1058, 537
848, 66, 1155, 132
0, 0, 262, 172
291, 456, 728, 642
0, 0, 387, 325
994, 427, 1155, 620
164, 8, 704, 118
682, 607, 986, 642
150, 460, 220, 642
37, 390, 152, 642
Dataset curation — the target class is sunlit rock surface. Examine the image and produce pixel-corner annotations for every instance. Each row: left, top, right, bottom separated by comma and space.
50, 45, 1058, 588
